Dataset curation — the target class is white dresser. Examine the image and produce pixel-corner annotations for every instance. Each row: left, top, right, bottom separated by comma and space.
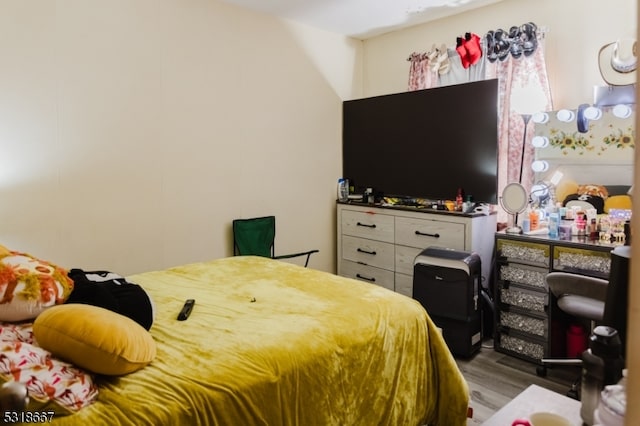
337, 203, 497, 297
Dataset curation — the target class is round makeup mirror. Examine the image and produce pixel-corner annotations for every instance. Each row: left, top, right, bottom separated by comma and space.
500, 183, 528, 234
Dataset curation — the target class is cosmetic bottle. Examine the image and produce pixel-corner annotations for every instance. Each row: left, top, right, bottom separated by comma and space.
559, 218, 573, 240
589, 219, 598, 241
548, 213, 559, 238
576, 213, 587, 238
529, 209, 539, 231
455, 188, 464, 211
337, 178, 349, 202
366, 188, 374, 205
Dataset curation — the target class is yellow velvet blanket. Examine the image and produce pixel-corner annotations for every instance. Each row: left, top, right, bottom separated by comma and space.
51, 256, 468, 425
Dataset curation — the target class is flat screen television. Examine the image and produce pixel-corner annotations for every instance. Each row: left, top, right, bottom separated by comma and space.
342, 79, 498, 204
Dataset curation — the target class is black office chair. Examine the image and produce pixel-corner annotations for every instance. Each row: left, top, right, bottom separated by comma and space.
232, 216, 319, 267
542, 271, 608, 398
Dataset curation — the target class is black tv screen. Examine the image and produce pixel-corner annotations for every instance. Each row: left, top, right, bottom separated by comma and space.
342, 79, 498, 204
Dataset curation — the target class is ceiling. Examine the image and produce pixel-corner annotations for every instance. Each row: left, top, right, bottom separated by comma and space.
220, 0, 507, 39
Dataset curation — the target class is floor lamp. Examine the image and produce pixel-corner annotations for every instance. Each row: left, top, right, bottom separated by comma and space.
518, 114, 532, 184
509, 85, 548, 228
515, 113, 532, 226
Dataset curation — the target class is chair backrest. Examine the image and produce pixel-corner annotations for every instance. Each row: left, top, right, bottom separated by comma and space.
232, 216, 276, 258
546, 271, 608, 322
546, 272, 608, 303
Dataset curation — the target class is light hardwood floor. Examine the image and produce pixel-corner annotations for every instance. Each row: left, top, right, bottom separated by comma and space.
456, 339, 577, 425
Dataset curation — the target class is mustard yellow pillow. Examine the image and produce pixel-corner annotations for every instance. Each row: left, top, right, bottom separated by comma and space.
604, 195, 633, 213
33, 304, 156, 376
555, 180, 578, 205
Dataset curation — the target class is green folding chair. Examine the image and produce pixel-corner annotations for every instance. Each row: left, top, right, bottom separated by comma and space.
232, 216, 319, 267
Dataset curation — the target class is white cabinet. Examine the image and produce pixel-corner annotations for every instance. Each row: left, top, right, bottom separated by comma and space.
337, 203, 496, 298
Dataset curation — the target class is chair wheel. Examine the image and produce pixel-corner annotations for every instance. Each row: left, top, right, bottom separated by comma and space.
536, 366, 547, 377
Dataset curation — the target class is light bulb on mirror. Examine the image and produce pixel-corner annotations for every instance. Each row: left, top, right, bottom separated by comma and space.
584, 106, 602, 120
612, 104, 632, 119
556, 109, 575, 122
532, 112, 549, 124
531, 136, 549, 148
531, 160, 549, 172
530, 183, 550, 204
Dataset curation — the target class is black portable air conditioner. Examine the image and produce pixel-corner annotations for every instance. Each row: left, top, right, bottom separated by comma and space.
413, 247, 482, 357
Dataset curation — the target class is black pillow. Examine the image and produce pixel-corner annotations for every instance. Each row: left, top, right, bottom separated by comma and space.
563, 194, 605, 214
66, 269, 154, 330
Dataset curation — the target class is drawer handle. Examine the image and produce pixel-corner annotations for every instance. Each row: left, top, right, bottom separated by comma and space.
356, 273, 376, 282
357, 248, 377, 255
357, 222, 377, 228
415, 230, 440, 238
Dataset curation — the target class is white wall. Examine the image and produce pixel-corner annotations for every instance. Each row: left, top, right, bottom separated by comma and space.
0, 0, 363, 275
362, 0, 637, 108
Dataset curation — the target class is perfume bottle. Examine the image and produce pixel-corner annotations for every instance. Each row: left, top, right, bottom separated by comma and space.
455, 188, 464, 211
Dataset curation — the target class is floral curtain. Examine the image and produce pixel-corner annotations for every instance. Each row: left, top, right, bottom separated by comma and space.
407, 52, 437, 91
485, 31, 553, 223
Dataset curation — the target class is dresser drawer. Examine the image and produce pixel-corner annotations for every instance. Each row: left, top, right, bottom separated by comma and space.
395, 245, 423, 276
497, 239, 550, 267
341, 210, 394, 243
394, 273, 413, 298
342, 235, 395, 271
499, 263, 547, 290
553, 246, 611, 276
499, 284, 547, 313
499, 310, 547, 338
497, 331, 546, 361
395, 216, 465, 250
340, 260, 395, 291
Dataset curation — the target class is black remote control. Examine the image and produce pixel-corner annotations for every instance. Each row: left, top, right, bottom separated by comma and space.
177, 299, 195, 321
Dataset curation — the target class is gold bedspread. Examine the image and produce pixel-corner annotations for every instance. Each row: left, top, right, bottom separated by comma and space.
52, 256, 468, 425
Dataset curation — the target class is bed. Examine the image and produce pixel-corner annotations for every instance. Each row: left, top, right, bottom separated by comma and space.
2, 255, 469, 425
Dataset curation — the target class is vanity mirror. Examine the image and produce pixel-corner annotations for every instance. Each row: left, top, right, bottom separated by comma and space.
532, 105, 634, 193
529, 104, 634, 219
500, 182, 528, 234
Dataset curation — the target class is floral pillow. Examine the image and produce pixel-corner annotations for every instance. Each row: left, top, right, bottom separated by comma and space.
577, 184, 609, 199
0, 245, 74, 322
0, 322, 98, 415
